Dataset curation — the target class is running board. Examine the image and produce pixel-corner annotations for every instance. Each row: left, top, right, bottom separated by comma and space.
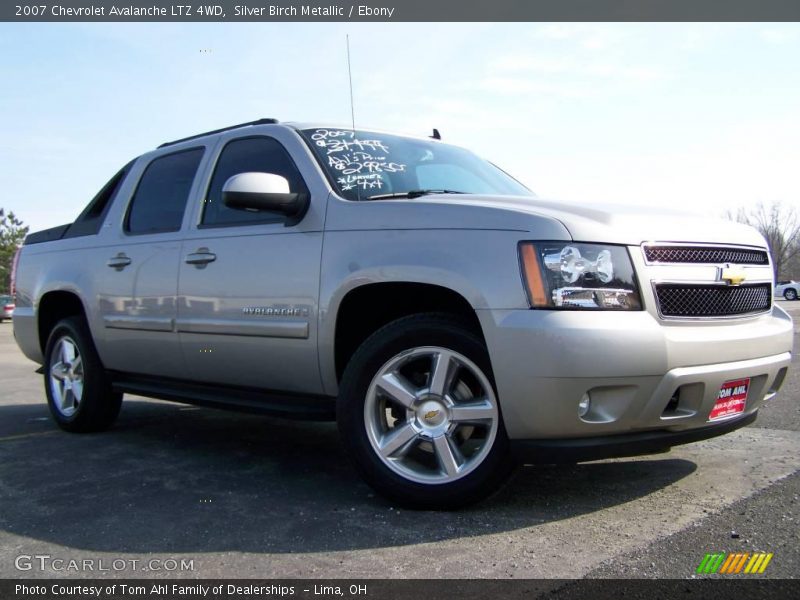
109, 372, 336, 421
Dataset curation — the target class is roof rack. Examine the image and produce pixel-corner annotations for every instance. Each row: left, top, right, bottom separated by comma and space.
157, 118, 279, 148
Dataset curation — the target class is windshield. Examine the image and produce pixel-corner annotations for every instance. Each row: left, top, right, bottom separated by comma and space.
299, 128, 532, 201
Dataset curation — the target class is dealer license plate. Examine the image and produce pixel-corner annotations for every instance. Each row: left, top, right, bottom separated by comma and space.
709, 378, 750, 421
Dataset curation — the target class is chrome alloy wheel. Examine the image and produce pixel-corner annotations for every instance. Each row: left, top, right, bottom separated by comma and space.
48, 335, 84, 418
364, 346, 499, 485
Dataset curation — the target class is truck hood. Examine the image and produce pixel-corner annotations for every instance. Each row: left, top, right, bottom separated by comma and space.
424, 194, 768, 247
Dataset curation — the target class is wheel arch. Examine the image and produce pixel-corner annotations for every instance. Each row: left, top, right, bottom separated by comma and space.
330, 281, 484, 388
37, 290, 89, 355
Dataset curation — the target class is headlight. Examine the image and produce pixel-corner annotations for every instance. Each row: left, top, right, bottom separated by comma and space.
519, 242, 642, 310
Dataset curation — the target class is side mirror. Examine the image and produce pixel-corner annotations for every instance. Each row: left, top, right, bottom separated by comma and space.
222, 172, 309, 224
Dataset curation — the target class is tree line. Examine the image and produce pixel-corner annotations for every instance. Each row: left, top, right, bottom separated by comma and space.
0, 209, 29, 293
727, 202, 800, 281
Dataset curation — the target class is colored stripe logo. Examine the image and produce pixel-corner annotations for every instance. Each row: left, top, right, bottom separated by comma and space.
696, 552, 773, 574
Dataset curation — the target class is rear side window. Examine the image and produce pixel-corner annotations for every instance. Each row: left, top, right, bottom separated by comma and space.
65, 162, 133, 239
202, 136, 308, 227
126, 148, 204, 234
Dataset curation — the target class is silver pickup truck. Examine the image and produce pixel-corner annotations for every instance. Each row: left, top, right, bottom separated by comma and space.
12, 119, 794, 509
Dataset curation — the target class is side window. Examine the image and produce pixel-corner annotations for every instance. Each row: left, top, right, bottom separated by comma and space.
202, 137, 309, 227
64, 161, 133, 238
126, 148, 204, 235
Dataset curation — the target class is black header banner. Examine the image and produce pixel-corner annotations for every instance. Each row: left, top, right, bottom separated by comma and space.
4, 0, 800, 22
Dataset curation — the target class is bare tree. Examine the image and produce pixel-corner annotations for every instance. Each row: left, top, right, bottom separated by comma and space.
726, 201, 800, 279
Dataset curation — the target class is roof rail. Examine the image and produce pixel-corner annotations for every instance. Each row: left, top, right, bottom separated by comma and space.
157, 118, 279, 148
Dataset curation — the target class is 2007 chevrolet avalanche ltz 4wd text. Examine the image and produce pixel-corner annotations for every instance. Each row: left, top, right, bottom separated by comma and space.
12, 119, 793, 509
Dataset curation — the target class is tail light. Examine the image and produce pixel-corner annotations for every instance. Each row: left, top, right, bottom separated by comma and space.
10, 246, 21, 297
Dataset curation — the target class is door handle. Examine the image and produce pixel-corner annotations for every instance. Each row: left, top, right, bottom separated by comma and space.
185, 248, 216, 267
107, 253, 131, 270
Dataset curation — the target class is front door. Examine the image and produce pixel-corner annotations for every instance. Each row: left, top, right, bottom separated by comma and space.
176, 134, 324, 394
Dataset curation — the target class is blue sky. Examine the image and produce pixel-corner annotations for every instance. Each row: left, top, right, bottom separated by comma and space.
1, 22, 799, 232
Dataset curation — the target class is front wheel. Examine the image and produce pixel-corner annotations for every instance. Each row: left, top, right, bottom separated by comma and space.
337, 313, 514, 510
44, 316, 122, 432
785, 288, 798, 301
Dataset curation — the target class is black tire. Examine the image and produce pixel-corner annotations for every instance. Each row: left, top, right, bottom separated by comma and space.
43, 316, 122, 433
785, 288, 798, 301
337, 313, 515, 510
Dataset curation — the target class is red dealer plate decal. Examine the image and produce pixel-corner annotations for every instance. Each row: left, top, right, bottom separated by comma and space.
709, 378, 750, 421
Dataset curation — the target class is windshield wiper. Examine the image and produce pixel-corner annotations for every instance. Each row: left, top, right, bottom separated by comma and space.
365, 189, 466, 201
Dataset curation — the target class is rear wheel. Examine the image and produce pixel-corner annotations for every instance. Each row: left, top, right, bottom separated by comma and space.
337, 313, 514, 509
44, 316, 122, 432
785, 288, 798, 301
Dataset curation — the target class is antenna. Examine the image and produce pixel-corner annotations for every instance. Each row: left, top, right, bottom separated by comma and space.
346, 35, 356, 131
346, 34, 361, 201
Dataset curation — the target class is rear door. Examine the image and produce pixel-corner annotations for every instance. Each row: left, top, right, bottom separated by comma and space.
95, 146, 207, 377
176, 130, 326, 394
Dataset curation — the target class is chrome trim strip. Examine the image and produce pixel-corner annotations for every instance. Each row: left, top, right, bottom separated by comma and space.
175, 318, 309, 339
651, 278, 773, 286
103, 315, 175, 332
642, 241, 766, 249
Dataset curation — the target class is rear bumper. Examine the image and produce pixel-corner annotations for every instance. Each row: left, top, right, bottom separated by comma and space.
511, 411, 757, 464
12, 307, 42, 364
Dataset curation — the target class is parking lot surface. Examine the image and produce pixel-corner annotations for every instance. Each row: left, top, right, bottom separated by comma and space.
0, 302, 798, 579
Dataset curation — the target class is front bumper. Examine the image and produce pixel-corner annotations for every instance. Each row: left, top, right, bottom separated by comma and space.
478, 306, 793, 441
511, 411, 757, 464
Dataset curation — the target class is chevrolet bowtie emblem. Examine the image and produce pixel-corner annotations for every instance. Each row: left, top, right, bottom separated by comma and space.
424, 410, 440, 421
720, 265, 747, 286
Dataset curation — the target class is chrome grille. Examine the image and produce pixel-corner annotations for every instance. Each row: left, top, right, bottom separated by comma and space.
655, 283, 771, 318
644, 245, 768, 265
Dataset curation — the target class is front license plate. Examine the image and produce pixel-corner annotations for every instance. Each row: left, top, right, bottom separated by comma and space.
709, 378, 750, 421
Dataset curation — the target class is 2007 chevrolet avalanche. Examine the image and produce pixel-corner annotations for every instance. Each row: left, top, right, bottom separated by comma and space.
12, 119, 793, 508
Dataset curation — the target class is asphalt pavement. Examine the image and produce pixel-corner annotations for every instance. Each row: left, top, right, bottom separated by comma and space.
0, 302, 797, 579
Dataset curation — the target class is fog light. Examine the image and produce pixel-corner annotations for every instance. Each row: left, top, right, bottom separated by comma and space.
578, 393, 591, 418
